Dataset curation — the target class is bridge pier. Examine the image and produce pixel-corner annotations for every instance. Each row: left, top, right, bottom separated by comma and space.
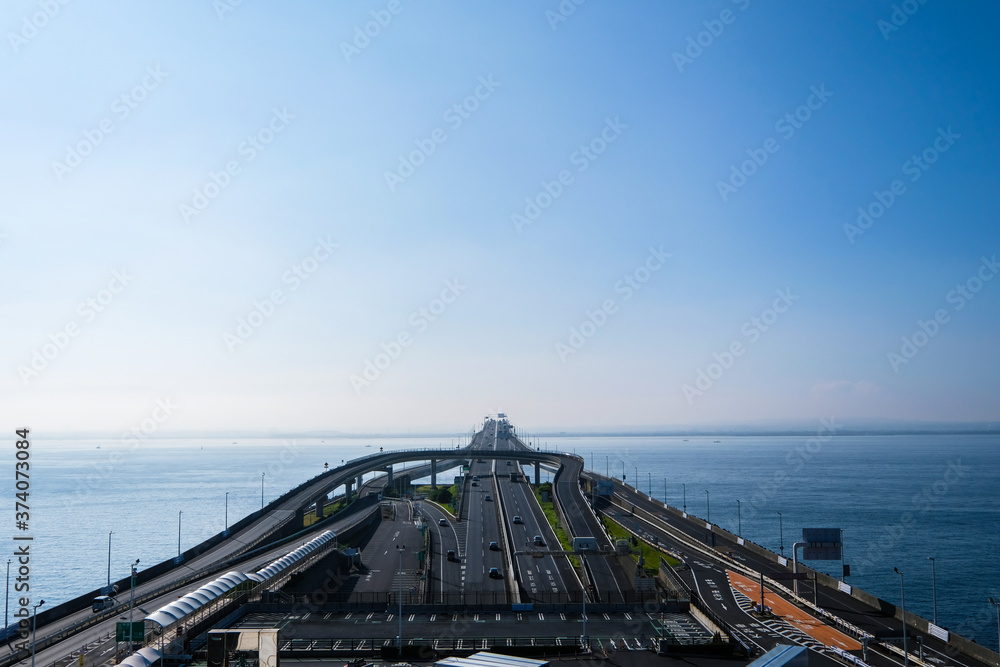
431, 458, 437, 488
534, 462, 540, 485
386, 465, 394, 488
345, 478, 353, 502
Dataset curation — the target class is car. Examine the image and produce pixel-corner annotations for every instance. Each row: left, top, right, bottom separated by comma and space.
488, 567, 502, 578
471, 481, 478, 487
506, 461, 512, 466
512, 515, 523, 524
447, 550, 456, 561
489, 541, 499, 551
484, 494, 492, 501
533, 535, 545, 546
91, 595, 114, 613
439, 518, 447, 526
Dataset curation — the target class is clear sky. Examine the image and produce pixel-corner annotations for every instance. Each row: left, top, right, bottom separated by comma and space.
2, 1, 998, 434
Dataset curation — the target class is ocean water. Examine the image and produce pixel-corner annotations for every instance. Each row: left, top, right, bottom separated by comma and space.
6, 434, 999, 650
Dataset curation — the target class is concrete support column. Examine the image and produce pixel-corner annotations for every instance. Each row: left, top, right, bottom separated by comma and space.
346, 479, 353, 501
431, 459, 437, 488
386, 465, 394, 487
316, 497, 324, 518
534, 462, 540, 485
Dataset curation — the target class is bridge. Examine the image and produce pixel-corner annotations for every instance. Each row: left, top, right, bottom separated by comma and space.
5, 417, 999, 667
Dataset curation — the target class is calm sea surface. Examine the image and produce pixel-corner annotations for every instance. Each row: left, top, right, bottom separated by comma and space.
7, 434, 999, 649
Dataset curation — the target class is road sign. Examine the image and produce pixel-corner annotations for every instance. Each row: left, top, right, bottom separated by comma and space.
116, 621, 143, 642
802, 527, 842, 560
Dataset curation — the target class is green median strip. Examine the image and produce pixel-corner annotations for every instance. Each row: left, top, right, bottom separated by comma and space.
532, 483, 579, 568
602, 514, 681, 574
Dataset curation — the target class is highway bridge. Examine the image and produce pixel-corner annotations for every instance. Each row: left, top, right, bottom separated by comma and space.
5, 417, 999, 667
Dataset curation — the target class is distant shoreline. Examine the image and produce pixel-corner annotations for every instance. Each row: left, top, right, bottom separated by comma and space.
40, 428, 1000, 439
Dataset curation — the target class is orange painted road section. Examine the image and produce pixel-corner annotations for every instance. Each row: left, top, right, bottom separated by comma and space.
728, 570, 862, 652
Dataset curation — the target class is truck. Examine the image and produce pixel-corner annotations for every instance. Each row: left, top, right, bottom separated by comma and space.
571, 536, 598, 551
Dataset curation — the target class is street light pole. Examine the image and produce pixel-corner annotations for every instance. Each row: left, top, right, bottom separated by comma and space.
705, 490, 710, 523
648, 472, 651, 497
177, 510, 182, 556
396, 545, 405, 653
5, 559, 10, 628
128, 559, 139, 653
225, 492, 229, 534
895, 567, 908, 667
31, 600, 44, 667
990, 598, 1000, 654
778, 512, 784, 556
107, 531, 113, 588
736, 500, 742, 537
261, 472, 265, 509
928, 557, 937, 625
682, 484, 686, 512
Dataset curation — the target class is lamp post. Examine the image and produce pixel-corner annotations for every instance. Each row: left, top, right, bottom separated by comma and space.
622, 461, 626, 484
736, 500, 742, 537
107, 531, 113, 588
5, 559, 10, 628
682, 484, 686, 512
895, 567, 908, 667
928, 557, 937, 625
396, 545, 405, 652
648, 472, 651, 496
705, 490, 710, 523
177, 511, 182, 556
31, 599, 44, 667
990, 598, 1000, 654
777, 511, 784, 556
261, 472, 265, 509
128, 559, 139, 653
663, 478, 667, 506
225, 492, 229, 533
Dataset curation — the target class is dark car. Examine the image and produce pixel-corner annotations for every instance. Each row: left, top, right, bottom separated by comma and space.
447, 550, 456, 561
438, 518, 447, 526
489, 567, 502, 579
512, 515, 523, 524
489, 541, 499, 551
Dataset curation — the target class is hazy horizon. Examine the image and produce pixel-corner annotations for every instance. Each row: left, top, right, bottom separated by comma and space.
3, 2, 998, 433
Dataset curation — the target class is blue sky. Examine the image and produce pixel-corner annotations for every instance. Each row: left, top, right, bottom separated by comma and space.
2, 1, 998, 433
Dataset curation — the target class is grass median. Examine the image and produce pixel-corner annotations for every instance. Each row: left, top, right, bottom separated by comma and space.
532, 482, 580, 568
601, 514, 682, 574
